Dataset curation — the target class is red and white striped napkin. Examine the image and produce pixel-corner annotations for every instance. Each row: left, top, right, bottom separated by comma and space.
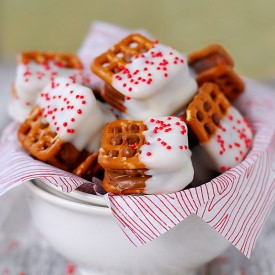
0, 79, 274, 258
0, 123, 94, 194
105, 79, 275, 258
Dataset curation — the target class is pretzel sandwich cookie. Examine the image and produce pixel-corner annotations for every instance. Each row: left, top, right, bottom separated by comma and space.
18, 77, 116, 179
10, 51, 90, 123
188, 45, 244, 102
98, 116, 194, 194
91, 34, 198, 119
188, 44, 234, 74
185, 82, 253, 172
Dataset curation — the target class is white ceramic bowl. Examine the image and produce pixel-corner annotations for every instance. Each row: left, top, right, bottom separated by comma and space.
26, 180, 230, 275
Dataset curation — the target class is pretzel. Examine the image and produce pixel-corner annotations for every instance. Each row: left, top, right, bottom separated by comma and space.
185, 82, 230, 143
91, 34, 154, 84
99, 120, 147, 170
188, 44, 234, 73
195, 65, 244, 102
98, 120, 149, 194
18, 51, 83, 69
18, 106, 101, 179
101, 84, 126, 112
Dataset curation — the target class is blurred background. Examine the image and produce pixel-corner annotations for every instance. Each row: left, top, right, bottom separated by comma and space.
1, 0, 275, 79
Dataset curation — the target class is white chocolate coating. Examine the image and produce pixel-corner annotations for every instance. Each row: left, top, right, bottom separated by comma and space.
37, 77, 115, 152
139, 116, 194, 194
111, 44, 197, 120
10, 60, 90, 122
8, 99, 32, 123
202, 107, 253, 172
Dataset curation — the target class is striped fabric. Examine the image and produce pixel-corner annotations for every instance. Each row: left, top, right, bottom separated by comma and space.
0, 124, 91, 194
106, 79, 275, 257
107, 127, 275, 257
0, 79, 274, 257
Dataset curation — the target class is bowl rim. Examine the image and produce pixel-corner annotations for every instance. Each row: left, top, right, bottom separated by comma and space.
25, 181, 111, 216
37, 178, 107, 207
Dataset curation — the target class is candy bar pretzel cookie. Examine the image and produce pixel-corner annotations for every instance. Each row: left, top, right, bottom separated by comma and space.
99, 120, 148, 194
185, 82, 230, 142
10, 51, 90, 123
91, 34, 154, 84
18, 77, 115, 179
186, 82, 253, 172
196, 65, 244, 102
91, 34, 197, 119
18, 106, 99, 177
188, 44, 234, 74
99, 117, 194, 195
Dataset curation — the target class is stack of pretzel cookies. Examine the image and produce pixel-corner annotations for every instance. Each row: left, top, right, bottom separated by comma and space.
11, 33, 253, 195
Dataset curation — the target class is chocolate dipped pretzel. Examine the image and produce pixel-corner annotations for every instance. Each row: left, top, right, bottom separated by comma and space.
18, 77, 116, 179
98, 117, 194, 194
19, 51, 83, 69
91, 34, 154, 85
195, 65, 245, 102
186, 82, 253, 172
188, 45, 244, 102
10, 51, 90, 123
18, 106, 100, 178
91, 34, 197, 119
188, 44, 234, 73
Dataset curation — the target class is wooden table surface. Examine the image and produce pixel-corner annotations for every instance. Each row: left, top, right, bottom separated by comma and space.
0, 63, 274, 275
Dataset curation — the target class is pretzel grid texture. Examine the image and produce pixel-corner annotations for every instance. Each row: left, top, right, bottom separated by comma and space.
196, 65, 244, 102
188, 44, 234, 73
98, 120, 147, 170
186, 82, 231, 143
91, 34, 154, 84
19, 51, 83, 69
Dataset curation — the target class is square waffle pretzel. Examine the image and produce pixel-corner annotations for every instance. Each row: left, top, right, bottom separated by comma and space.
195, 64, 244, 102
188, 44, 234, 73
98, 120, 148, 170
18, 106, 100, 178
19, 51, 83, 69
91, 34, 154, 85
185, 82, 230, 143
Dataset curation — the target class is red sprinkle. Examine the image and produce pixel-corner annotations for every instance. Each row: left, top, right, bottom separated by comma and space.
66, 263, 76, 275
67, 129, 75, 134
146, 152, 152, 156
77, 109, 82, 114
